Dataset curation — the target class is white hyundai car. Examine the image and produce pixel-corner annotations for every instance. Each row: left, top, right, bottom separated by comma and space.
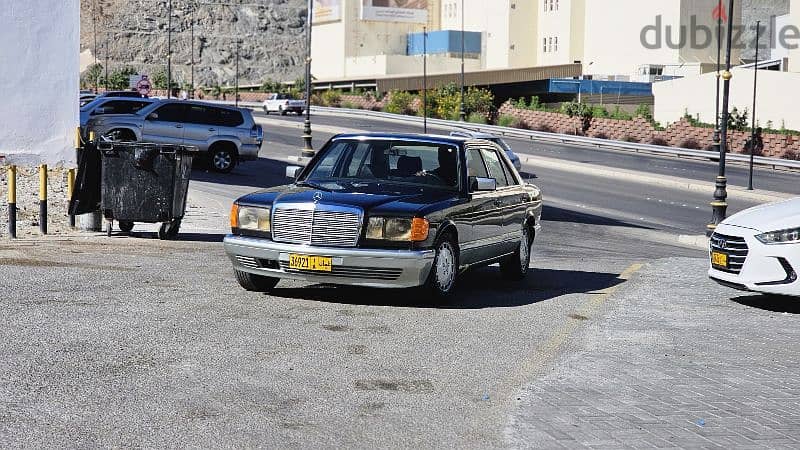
709, 197, 800, 297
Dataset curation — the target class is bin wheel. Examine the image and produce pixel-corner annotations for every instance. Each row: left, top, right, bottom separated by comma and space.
107, 220, 113, 237
118, 221, 134, 233
158, 219, 181, 240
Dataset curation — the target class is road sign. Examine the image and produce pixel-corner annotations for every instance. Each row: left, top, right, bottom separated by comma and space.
135, 75, 152, 96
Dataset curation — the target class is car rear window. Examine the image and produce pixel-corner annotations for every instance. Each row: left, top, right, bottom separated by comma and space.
212, 108, 244, 127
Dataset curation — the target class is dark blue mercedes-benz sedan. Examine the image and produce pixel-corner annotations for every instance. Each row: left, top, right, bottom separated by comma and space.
223, 133, 543, 297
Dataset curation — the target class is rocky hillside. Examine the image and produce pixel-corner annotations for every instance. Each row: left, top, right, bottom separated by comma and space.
80, 0, 308, 87
741, 0, 790, 61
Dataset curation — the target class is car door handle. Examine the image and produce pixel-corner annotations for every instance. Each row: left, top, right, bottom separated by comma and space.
175, 124, 183, 128
208, 128, 216, 132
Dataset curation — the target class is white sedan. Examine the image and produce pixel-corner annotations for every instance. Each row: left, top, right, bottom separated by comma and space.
709, 197, 800, 297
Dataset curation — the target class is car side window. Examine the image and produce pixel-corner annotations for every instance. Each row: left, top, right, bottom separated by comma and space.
499, 153, 518, 185
215, 108, 244, 127
480, 148, 509, 187
153, 103, 185, 122
99, 100, 126, 114
185, 105, 211, 124
466, 148, 489, 178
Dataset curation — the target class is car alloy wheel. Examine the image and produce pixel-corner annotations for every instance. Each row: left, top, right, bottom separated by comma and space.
518, 227, 531, 273
212, 149, 233, 172
435, 241, 457, 292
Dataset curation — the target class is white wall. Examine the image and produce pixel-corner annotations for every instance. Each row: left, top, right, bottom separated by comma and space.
1, 0, 79, 164
790, 1, 800, 72
654, 68, 800, 130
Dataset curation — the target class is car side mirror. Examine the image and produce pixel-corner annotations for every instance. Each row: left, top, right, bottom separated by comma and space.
469, 176, 497, 192
286, 165, 303, 179
146, 112, 158, 121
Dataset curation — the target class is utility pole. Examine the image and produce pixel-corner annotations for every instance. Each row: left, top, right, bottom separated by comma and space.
167, 0, 173, 99
423, 26, 428, 134
301, 0, 314, 157
104, 34, 109, 92
459, 0, 466, 121
748, 20, 760, 191
709, 0, 735, 233
235, 40, 240, 108
190, 2, 195, 99
93, 0, 98, 93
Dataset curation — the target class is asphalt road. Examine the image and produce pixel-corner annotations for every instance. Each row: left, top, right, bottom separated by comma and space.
256, 111, 800, 196
244, 114, 768, 235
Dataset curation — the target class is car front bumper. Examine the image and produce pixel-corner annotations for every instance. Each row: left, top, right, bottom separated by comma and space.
708, 223, 800, 297
224, 235, 435, 289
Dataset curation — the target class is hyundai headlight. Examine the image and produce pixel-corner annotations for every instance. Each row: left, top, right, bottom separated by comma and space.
366, 217, 429, 242
755, 227, 800, 245
237, 206, 271, 232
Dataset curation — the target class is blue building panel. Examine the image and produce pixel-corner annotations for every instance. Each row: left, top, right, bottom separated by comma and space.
548, 79, 653, 96
407, 30, 481, 56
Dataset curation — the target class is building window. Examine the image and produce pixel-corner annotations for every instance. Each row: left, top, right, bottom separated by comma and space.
555, 0, 559, 10
549, 0, 553, 11
548, 37, 552, 52
543, 38, 547, 52
554, 36, 558, 52
544, 1, 547, 12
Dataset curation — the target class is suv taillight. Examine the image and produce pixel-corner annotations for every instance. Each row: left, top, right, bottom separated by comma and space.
251, 125, 263, 143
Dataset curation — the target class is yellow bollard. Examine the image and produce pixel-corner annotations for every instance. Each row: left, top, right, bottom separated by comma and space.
39, 164, 48, 235
75, 126, 82, 149
67, 168, 76, 228
7, 166, 16, 239
89, 130, 96, 142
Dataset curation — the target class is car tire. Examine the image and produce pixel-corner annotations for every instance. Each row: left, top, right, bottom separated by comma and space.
424, 233, 459, 298
234, 269, 280, 292
500, 225, 533, 280
118, 220, 134, 233
280, 106, 287, 116
209, 145, 236, 173
263, 106, 269, 115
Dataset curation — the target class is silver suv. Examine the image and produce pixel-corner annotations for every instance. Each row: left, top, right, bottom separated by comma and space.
86, 100, 264, 173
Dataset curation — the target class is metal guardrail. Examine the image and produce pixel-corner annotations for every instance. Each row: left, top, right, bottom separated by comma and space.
213, 99, 800, 171
310, 106, 800, 171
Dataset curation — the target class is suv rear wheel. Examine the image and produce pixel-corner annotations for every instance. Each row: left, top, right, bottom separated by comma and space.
209, 143, 237, 173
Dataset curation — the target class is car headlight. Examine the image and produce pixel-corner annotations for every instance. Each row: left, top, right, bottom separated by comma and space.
366, 217, 429, 242
232, 205, 271, 232
755, 227, 800, 245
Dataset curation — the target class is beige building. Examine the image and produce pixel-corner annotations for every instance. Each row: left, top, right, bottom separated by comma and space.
790, 0, 800, 71
583, 0, 741, 81
537, 0, 585, 67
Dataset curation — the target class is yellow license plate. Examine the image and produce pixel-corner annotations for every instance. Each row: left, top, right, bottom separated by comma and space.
711, 251, 728, 268
289, 254, 333, 272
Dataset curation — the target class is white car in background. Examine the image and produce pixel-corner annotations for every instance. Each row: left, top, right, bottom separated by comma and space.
262, 93, 306, 115
709, 197, 800, 297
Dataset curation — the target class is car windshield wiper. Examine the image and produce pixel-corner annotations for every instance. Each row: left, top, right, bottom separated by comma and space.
294, 180, 330, 191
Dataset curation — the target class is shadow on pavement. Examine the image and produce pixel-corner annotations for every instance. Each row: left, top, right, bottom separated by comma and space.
731, 294, 800, 314
267, 266, 625, 309
191, 156, 292, 190
543, 205, 652, 229
110, 231, 226, 243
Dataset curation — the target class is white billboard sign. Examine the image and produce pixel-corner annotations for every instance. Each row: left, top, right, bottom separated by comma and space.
314, 0, 342, 24
361, 0, 428, 24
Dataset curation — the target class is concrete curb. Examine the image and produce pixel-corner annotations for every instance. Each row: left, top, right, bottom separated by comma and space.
521, 154, 792, 203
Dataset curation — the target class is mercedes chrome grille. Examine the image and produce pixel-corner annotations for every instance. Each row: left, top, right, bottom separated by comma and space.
271, 203, 362, 247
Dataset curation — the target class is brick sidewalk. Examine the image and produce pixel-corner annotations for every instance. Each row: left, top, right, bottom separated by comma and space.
507, 257, 800, 448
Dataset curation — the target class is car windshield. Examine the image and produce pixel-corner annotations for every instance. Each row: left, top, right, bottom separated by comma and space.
304, 139, 460, 190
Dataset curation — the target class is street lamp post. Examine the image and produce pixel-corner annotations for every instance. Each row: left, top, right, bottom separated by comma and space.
167, 0, 173, 99
748, 20, 761, 191
301, 0, 314, 157
709, 0, 735, 234
423, 26, 428, 134
459, 0, 466, 122
104, 35, 109, 92
93, 0, 98, 93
